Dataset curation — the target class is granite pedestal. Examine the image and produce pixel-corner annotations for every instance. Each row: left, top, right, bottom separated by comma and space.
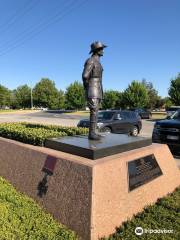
0, 136, 180, 240
45, 133, 152, 159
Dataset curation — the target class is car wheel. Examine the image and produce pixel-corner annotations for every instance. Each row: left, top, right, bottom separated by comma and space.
101, 127, 111, 133
131, 126, 139, 136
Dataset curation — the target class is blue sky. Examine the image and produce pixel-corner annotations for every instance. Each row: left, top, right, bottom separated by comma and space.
0, 0, 179, 97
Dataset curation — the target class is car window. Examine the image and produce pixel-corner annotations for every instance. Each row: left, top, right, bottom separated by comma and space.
114, 113, 121, 119
130, 111, 136, 119
171, 111, 180, 120
119, 112, 125, 119
121, 111, 131, 119
98, 111, 114, 120
166, 107, 180, 111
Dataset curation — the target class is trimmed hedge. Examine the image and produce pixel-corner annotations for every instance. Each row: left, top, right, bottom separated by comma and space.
0, 176, 179, 240
0, 176, 78, 240
102, 187, 180, 240
0, 122, 88, 146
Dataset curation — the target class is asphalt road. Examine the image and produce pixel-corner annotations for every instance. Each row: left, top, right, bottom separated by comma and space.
0, 110, 155, 136
0, 111, 81, 126
0, 110, 179, 166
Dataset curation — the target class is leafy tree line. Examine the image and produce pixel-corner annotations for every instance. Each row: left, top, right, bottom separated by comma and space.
102, 76, 179, 110
0, 78, 83, 110
0, 74, 179, 110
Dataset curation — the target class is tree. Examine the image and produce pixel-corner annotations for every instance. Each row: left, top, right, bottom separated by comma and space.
154, 96, 165, 109
14, 84, 31, 109
123, 81, 149, 108
0, 84, 11, 108
162, 97, 172, 108
9, 90, 18, 109
33, 78, 59, 109
102, 90, 122, 109
57, 90, 65, 109
168, 74, 180, 105
142, 79, 159, 109
65, 81, 85, 110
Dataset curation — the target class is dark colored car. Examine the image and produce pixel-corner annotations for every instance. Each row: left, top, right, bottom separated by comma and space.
130, 108, 152, 119
152, 110, 180, 155
77, 110, 142, 136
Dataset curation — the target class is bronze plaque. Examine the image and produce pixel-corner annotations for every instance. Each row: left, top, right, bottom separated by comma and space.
128, 154, 163, 191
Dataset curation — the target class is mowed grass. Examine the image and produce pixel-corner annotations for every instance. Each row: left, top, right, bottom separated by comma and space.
0, 176, 77, 240
65, 110, 167, 120
0, 109, 167, 120
0, 109, 39, 114
64, 111, 89, 116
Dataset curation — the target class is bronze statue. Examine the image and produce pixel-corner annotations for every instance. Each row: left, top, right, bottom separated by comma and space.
82, 41, 107, 140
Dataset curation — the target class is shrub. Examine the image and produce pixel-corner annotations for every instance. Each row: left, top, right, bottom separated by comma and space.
0, 176, 78, 240
101, 187, 180, 240
0, 122, 88, 146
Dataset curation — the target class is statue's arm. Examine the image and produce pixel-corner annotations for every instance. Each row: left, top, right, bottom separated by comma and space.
82, 60, 94, 86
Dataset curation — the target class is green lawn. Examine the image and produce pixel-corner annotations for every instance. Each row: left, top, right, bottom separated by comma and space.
64, 111, 167, 120
0, 109, 38, 114
64, 111, 89, 116
0, 109, 167, 120
0, 110, 14, 113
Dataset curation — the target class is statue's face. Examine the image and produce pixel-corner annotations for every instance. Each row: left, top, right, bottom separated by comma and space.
97, 48, 104, 56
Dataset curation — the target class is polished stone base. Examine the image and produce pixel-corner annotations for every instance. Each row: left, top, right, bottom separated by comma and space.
0, 137, 180, 240
45, 133, 152, 159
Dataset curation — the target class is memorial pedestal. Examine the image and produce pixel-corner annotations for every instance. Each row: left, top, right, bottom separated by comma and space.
0, 137, 180, 240
45, 134, 152, 159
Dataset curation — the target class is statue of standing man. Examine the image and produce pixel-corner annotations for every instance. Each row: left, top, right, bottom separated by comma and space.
82, 41, 107, 140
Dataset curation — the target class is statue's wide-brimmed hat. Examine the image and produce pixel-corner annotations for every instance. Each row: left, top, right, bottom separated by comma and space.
89, 41, 107, 54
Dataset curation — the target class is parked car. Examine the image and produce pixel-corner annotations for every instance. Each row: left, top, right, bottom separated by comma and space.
152, 110, 180, 155
77, 110, 142, 136
130, 108, 152, 119
166, 106, 180, 117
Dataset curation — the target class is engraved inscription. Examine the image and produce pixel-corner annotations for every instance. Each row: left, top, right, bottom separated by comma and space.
128, 154, 163, 191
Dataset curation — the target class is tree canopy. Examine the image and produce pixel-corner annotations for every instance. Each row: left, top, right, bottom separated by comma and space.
102, 90, 122, 109
33, 78, 60, 109
168, 74, 180, 105
162, 97, 172, 108
123, 81, 149, 108
57, 90, 65, 109
0, 84, 11, 108
142, 79, 159, 109
0, 73, 179, 110
65, 81, 85, 110
14, 84, 31, 109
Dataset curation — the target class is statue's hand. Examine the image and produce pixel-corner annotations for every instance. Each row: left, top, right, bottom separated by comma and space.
83, 79, 88, 89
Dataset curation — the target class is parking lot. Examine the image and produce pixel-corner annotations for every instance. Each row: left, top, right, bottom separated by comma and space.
0, 110, 179, 166
0, 110, 154, 136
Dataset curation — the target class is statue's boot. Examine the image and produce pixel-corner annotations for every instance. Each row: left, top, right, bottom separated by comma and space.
94, 113, 104, 138
88, 113, 101, 140
89, 132, 101, 140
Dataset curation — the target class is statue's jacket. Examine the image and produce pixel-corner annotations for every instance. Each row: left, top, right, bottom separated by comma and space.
82, 55, 103, 99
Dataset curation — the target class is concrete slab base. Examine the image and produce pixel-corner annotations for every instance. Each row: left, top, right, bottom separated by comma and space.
0, 137, 179, 240
45, 134, 152, 159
